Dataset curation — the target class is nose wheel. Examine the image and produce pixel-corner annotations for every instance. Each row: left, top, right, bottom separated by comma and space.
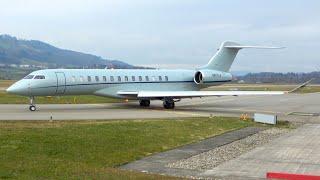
29, 97, 36, 111
29, 105, 36, 111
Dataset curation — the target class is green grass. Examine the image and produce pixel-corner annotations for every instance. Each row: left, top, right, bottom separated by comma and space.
295, 86, 320, 93
0, 117, 254, 179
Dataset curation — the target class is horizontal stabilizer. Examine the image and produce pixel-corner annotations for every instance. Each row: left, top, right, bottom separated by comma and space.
224, 45, 284, 49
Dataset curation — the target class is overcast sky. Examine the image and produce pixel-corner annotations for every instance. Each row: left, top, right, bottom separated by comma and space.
1, 0, 319, 72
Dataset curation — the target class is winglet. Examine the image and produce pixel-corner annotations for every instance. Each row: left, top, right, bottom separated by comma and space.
288, 78, 314, 93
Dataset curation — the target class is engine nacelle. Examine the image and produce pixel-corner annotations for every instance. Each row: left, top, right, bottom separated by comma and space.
194, 70, 232, 84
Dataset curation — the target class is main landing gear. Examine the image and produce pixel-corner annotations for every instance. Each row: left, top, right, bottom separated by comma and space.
29, 97, 36, 111
139, 99, 150, 107
163, 98, 175, 109
139, 98, 178, 109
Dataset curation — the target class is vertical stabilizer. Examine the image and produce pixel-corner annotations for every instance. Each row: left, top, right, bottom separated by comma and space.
200, 41, 283, 72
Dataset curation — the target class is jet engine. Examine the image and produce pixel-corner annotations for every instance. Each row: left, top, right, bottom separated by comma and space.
194, 70, 232, 84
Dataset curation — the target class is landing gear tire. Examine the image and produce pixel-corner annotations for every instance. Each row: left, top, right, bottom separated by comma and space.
29, 105, 36, 111
29, 96, 36, 111
163, 99, 175, 109
139, 99, 150, 107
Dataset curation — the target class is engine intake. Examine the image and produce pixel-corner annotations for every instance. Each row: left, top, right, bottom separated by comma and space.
194, 70, 232, 85
194, 71, 203, 84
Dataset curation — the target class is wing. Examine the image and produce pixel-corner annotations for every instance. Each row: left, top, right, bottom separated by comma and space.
116, 79, 314, 99
117, 90, 285, 99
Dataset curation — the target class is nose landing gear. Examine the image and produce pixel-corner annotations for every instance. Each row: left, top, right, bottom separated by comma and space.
29, 105, 36, 111
29, 97, 36, 111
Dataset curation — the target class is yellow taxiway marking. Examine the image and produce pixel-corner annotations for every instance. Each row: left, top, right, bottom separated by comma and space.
166, 111, 207, 117
286, 112, 296, 116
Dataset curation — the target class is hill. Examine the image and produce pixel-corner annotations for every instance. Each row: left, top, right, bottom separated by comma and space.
0, 34, 134, 69
237, 72, 320, 84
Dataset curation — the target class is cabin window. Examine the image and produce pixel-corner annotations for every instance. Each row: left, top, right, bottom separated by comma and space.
139, 76, 142, 81
125, 76, 129, 82
80, 76, 84, 82
165, 76, 168, 81
71, 76, 76, 82
95, 76, 99, 82
87, 76, 92, 82
158, 76, 162, 81
118, 76, 121, 82
110, 76, 114, 82
34, 75, 45, 79
132, 76, 135, 81
103, 76, 107, 82
23, 75, 34, 79
145, 76, 149, 81
152, 76, 156, 81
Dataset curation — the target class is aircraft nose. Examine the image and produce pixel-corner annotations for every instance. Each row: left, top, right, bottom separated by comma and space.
6, 84, 18, 94
6, 83, 26, 95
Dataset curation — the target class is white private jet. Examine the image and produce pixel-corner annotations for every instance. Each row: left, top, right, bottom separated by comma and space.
7, 41, 286, 111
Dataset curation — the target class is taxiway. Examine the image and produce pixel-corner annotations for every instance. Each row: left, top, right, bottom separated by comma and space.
0, 92, 318, 122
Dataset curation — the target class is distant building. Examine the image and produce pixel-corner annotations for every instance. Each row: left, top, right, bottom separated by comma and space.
19, 64, 30, 68
33, 65, 47, 69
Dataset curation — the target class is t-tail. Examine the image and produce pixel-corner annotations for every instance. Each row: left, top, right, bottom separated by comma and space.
200, 41, 284, 72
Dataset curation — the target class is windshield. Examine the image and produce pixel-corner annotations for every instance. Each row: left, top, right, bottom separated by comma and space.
34, 75, 45, 79
23, 75, 34, 79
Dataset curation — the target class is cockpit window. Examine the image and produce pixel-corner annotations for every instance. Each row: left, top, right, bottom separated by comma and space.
23, 75, 34, 79
34, 75, 45, 79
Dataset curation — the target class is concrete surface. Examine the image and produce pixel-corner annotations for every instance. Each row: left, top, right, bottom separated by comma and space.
122, 121, 320, 179
201, 122, 320, 179
0, 92, 319, 121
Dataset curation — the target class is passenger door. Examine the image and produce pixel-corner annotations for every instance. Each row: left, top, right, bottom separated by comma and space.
55, 72, 66, 95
